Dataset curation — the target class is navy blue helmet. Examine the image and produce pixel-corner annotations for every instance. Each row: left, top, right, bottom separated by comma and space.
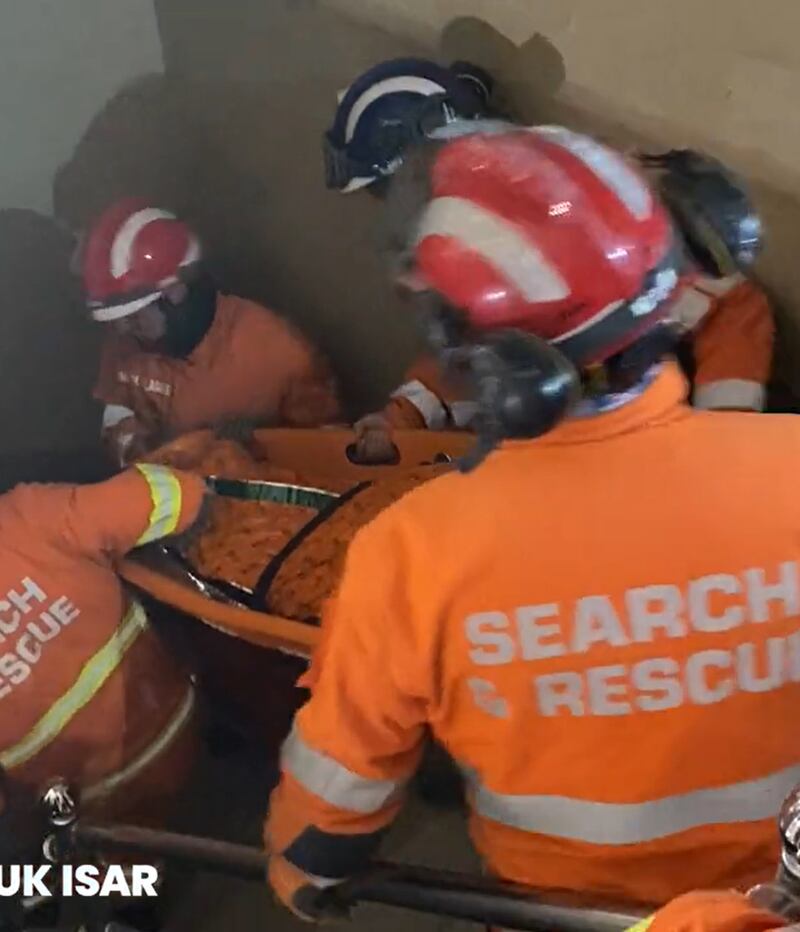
324, 57, 494, 193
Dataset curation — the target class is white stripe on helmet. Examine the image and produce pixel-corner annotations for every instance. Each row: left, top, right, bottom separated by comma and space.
91, 291, 161, 322
182, 234, 201, 268
416, 196, 569, 303
110, 208, 178, 279
531, 126, 652, 221
345, 76, 448, 144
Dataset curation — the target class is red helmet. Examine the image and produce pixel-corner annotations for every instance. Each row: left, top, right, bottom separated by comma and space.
414, 126, 682, 367
82, 198, 201, 321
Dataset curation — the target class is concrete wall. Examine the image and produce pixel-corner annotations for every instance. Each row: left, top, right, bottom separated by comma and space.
0, 0, 163, 214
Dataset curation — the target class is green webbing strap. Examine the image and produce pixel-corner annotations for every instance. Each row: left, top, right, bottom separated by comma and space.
204, 476, 340, 511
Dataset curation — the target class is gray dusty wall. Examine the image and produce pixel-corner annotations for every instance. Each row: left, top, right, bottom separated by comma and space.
0, 1, 163, 484
0, 0, 163, 215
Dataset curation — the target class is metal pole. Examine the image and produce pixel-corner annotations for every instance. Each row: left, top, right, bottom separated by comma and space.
72, 823, 643, 932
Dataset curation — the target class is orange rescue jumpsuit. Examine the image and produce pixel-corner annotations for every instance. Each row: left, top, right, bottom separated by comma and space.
0, 465, 204, 816
267, 362, 800, 910
95, 294, 340, 458
380, 276, 774, 430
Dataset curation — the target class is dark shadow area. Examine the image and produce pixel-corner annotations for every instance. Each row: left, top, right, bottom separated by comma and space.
0, 209, 107, 491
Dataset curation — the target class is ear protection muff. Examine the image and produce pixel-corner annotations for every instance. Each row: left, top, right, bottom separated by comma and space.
467, 330, 580, 438
423, 301, 580, 471
640, 149, 763, 278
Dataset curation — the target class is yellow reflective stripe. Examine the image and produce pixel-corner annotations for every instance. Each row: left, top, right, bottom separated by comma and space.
134, 464, 183, 546
0, 602, 149, 770
624, 918, 654, 932
83, 683, 195, 802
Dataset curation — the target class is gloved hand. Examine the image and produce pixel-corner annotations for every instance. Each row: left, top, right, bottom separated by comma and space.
269, 854, 350, 924
352, 414, 399, 465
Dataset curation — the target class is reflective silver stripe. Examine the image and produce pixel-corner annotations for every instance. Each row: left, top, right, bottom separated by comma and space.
134, 464, 183, 545
82, 683, 195, 803
391, 379, 449, 429
345, 76, 446, 143
467, 763, 800, 845
694, 379, 765, 412
416, 196, 569, 303
281, 726, 402, 814
532, 126, 652, 220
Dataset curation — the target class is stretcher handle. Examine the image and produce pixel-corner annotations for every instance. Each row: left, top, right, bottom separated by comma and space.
71, 823, 642, 932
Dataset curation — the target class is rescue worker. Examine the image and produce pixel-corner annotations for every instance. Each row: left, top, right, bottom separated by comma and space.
325, 60, 774, 462
0, 461, 205, 820
265, 126, 800, 918
83, 199, 341, 465
362, 148, 773, 460
647, 149, 772, 413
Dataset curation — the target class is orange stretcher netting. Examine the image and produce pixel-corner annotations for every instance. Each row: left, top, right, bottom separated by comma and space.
121, 429, 470, 655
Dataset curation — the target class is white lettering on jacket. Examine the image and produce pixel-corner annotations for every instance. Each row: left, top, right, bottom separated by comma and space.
117, 371, 172, 397
0, 577, 81, 700
463, 560, 800, 718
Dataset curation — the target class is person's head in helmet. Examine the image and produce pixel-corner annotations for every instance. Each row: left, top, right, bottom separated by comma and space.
409, 126, 686, 467
324, 57, 496, 197
641, 149, 762, 278
81, 199, 216, 358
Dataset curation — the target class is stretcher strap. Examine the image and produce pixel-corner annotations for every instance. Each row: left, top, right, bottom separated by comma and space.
252, 481, 373, 611
205, 477, 340, 511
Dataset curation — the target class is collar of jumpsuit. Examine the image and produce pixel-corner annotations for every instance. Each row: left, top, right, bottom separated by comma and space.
505, 359, 689, 450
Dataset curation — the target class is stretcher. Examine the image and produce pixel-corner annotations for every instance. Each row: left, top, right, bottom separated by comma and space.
120, 428, 472, 740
